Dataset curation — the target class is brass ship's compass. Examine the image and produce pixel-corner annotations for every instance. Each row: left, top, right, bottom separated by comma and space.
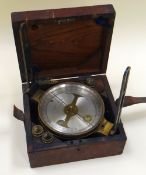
30, 67, 133, 142
37, 82, 105, 138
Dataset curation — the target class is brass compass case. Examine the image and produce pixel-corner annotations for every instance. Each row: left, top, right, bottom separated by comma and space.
38, 82, 105, 138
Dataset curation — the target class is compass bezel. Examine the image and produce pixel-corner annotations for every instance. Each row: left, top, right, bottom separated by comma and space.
38, 82, 105, 138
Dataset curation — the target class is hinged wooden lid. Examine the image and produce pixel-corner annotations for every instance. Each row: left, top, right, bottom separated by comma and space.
11, 4, 115, 83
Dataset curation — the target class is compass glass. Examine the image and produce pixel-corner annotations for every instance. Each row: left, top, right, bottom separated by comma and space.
38, 82, 105, 137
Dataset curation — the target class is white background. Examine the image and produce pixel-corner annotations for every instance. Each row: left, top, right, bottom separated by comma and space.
0, 0, 146, 174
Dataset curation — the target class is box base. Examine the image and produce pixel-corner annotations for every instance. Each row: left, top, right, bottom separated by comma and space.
22, 75, 127, 168
28, 124, 126, 168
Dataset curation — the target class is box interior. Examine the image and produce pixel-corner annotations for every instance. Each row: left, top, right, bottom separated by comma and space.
25, 75, 123, 152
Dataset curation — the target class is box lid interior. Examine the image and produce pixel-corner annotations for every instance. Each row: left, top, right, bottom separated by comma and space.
11, 5, 115, 83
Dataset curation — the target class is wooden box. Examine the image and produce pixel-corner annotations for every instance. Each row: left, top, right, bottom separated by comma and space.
11, 4, 127, 168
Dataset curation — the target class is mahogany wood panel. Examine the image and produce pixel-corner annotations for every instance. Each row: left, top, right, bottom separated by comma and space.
11, 5, 115, 82
29, 138, 126, 168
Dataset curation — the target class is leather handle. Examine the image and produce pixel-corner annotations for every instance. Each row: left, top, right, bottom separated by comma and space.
116, 96, 146, 107
13, 105, 24, 121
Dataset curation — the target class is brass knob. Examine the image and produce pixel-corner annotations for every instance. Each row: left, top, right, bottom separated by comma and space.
32, 125, 44, 137
41, 131, 54, 144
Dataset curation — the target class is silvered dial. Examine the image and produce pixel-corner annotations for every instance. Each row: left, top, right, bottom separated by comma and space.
38, 82, 105, 137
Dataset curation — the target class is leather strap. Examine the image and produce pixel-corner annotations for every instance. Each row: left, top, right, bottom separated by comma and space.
13, 105, 24, 121
116, 96, 146, 107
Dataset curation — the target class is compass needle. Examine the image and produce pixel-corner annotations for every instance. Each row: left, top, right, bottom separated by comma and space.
57, 114, 70, 128
71, 94, 80, 106
57, 94, 80, 128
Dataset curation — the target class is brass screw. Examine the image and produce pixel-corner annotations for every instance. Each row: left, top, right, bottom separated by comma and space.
86, 77, 95, 86
32, 125, 44, 137
41, 131, 54, 144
